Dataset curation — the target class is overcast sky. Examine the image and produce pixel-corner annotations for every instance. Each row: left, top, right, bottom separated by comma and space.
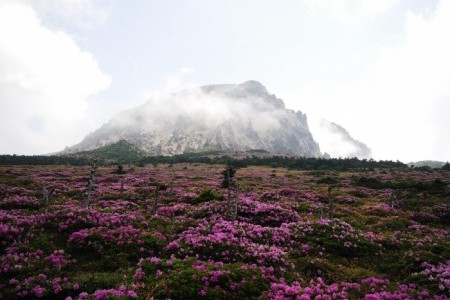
0, 0, 449, 162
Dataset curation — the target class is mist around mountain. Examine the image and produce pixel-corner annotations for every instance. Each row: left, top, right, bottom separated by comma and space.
64, 81, 371, 159
309, 119, 372, 159
65, 81, 321, 157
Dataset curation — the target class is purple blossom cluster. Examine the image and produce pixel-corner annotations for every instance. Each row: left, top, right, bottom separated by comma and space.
157, 203, 191, 217
419, 261, 450, 294
1, 246, 75, 298
237, 196, 301, 226
68, 225, 144, 254
0, 195, 40, 210
269, 277, 448, 300
187, 195, 301, 226
166, 216, 293, 266
39, 204, 148, 233
72, 284, 138, 300
134, 256, 272, 298
0, 222, 22, 247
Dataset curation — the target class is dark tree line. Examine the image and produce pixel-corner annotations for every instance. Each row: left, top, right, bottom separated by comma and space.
0, 154, 92, 166
0, 152, 408, 170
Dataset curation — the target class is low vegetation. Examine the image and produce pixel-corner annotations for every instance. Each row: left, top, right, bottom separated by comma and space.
0, 163, 448, 299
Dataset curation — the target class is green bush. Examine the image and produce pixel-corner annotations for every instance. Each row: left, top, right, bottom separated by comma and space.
186, 189, 224, 205
139, 257, 270, 299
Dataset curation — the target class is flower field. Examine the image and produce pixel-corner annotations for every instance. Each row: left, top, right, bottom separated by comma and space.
0, 163, 449, 299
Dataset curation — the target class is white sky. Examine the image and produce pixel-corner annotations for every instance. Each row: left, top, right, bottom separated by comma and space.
0, 0, 449, 162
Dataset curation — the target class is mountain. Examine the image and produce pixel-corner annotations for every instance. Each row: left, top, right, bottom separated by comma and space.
309, 119, 372, 159
65, 81, 321, 157
407, 160, 447, 169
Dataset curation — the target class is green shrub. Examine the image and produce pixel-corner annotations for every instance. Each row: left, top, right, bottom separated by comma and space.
139, 257, 270, 299
186, 189, 224, 204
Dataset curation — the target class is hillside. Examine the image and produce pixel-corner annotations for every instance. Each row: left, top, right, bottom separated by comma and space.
0, 164, 449, 299
66, 140, 146, 163
407, 160, 447, 169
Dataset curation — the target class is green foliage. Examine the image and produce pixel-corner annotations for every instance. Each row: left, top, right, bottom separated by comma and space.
317, 176, 339, 184
140, 258, 270, 299
26, 232, 55, 253
221, 166, 237, 188
0, 150, 408, 170
298, 220, 377, 258
405, 273, 441, 295
354, 176, 448, 196
113, 164, 126, 174
348, 190, 369, 198
141, 233, 167, 256
293, 256, 377, 282
81, 140, 146, 164
186, 189, 224, 204
72, 272, 123, 294
375, 217, 409, 230
353, 176, 390, 189
295, 202, 310, 213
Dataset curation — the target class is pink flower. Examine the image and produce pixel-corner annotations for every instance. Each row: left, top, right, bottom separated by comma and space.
127, 290, 138, 297
32, 285, 46, 298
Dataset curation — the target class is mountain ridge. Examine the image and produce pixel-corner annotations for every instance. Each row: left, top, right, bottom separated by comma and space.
64, 81, 321, 157
63, 81, 372, 159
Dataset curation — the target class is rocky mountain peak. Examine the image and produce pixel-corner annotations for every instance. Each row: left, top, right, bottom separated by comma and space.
65, 81, 321, 157
200, 81, 285, 110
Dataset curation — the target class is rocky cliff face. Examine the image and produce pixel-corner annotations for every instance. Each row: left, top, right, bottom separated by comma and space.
66, 81, 322, 157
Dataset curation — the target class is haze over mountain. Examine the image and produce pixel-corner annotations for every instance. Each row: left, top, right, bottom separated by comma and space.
65, 81, 370, 159
309, 119, 372, 159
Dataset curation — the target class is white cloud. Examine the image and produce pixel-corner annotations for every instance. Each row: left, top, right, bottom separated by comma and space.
375, 1, 450, 98
360, 0, 450, 162
283, 0, 450, 162
303, 0, 403, 22
164, 68, 197, 93
19, 0, 113, 28
139, 68, 198, 103
307, 0, 450, 162
0, 1, 110, 154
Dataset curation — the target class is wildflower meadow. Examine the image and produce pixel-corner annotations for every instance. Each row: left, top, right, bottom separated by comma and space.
0, 163, 448, 299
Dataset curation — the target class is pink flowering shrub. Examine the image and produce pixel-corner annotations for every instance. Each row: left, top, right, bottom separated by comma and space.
0, 164, 448, 299
136, 256, 270, 299
68, 225, 161, 259
0, 246, 75, 298
96, 200, 140, 212
41, 204, 148, 234
166, 217, 293, 266
157, 203, 191, 217
1, 196, 40, 210
76, 284, 138, 300
409, 261, 450, 296
237, 197, 301, 226
289, 219, 376, 258
0, 222, 22, 249
268, 277, 444, 299
187, 196, 300, 227
365, 203, 398, 217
